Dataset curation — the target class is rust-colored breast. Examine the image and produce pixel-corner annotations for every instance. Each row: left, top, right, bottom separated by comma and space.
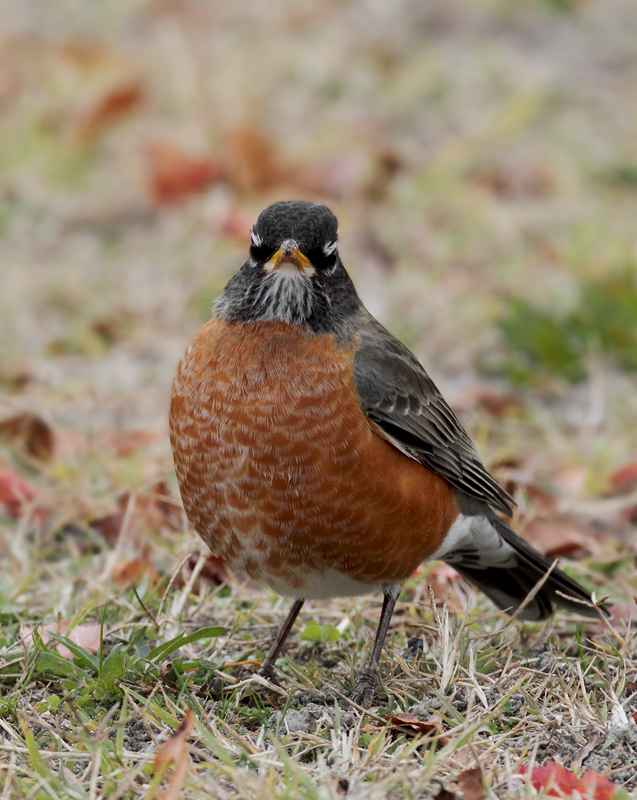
169, 319, 459, 597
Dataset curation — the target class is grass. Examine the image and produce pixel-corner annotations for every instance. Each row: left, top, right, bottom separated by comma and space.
1, 0, 637, 797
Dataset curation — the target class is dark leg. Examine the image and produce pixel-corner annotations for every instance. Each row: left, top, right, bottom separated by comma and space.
258, 598, 305, 681
348, 587, 399, 707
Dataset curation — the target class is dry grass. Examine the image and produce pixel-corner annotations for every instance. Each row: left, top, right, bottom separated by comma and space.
1, 0, 637, 797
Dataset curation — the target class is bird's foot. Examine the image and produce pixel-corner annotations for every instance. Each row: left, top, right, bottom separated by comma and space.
256, 663, 281, 686
346, 669, 377, 708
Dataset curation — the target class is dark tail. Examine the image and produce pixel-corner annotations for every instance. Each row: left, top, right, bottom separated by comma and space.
449, 515, 607, 621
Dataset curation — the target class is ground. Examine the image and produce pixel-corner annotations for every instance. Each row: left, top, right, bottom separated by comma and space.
1, 1, 637, 798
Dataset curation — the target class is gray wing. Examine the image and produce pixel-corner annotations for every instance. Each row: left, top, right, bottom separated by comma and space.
352, 313, 515, 516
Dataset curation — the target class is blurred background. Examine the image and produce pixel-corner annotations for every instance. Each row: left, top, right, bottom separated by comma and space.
1, 0, 637, 613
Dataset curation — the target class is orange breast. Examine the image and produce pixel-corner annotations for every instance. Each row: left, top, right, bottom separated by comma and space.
169, 319, 459, 597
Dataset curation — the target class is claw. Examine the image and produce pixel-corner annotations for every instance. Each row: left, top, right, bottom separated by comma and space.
347, 669, 377, 708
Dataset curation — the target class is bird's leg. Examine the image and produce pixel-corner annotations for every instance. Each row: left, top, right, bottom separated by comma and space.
348, 586, 400, 707
257, 598, 305, 682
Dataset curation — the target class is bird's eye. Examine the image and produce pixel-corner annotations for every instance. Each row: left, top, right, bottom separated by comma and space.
305, 245, 337, 271
250, 241, 277, 263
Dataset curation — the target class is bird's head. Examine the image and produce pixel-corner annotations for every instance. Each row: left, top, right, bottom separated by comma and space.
214, 201, 361, 338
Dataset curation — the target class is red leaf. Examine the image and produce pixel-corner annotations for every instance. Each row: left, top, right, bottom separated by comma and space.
0, 467, 40, 518
519, 761, 618, 799
74, 81, 144, 145
148, 141, 224, 205
610, 461, 637, 492
154, 709, 195, 800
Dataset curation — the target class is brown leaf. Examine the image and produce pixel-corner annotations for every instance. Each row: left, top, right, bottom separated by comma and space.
0, 368, 31, 392
154, 709, 195, 800
0, 467, 41, 519
473, 388, 525, 418
609, 461, 637, 493
520, 515, 605, 560
364, 713, 446, 744
103, 429, 158, 458
147, 141, 224, 205
92, 482, 178, 548
424, 563, 466, 611
433, 788, 457, 800
224, 127, 283, 193
0, 413, 55, 460
472, 160, 555, 199
73, 81, 144, 145
456, 768, 484, 800
21, 621, 104, 657
110, 550, 161, 585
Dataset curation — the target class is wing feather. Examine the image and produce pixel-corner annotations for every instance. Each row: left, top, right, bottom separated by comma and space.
353, 313, 514, 516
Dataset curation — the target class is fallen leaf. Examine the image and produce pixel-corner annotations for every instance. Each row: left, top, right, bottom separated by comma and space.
425, 563, 466, 611
456, 768, 484, 800
609, 461, 637, 493
0, 413, 55, 460
154, 709, 195, 800
520, 515, 605, 560
21, 621, 104, 657
218, 209, 252, 245
473, 388, 525, 418
471, 160, 555, 199
224, 127, 282, 192
433, 787, 456, 800
92, 482, 178, 548
519, 761, 618, 800
73, 81, 144, 145
364, 713, 446, 744
110, 549, 161, 585
0, 467, 41, 518
147, 141, 224, 205
103, 429, 158, 458
0, 368, 31, 392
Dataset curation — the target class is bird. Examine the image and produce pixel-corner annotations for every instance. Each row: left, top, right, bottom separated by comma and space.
169, 200, 606, 706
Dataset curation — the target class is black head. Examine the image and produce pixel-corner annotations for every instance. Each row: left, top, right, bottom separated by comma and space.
214, 201, 361, 339
250, 201, 339, 271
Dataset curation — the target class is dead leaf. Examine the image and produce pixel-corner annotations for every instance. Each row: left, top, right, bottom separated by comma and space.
364, 713, 446, 744
519, 761, 617, 800
110, 549, 161, 585
92, 482, 178, 548
154, 709, 195, 800
433, 787, 456, 800
175, 553, 229, 589
147, 141, 224, 205
520, 515, 605, 560
472, 160, 555, 199
473, 388, 525, 418
103, 429, 158, 458
0, 413, 55, 460
425, 563, 466, 611
609, 461, 637, 492
0, 368, 31, 392
0, 467, 41, 519
218, 209, 252, 245
224, 127, 282, 192
21, 621, 103, 657
73, 81, 144, 145
456, 768, 484, 800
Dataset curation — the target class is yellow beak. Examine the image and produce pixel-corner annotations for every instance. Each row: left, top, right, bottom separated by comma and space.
264, 239, 315, 276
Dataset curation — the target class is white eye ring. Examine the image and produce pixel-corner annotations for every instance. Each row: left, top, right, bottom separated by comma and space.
251, 229, 263, 247
323, 240, 338, 256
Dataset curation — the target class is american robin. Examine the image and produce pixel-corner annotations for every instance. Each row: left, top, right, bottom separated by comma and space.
170, 200, 606, 705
